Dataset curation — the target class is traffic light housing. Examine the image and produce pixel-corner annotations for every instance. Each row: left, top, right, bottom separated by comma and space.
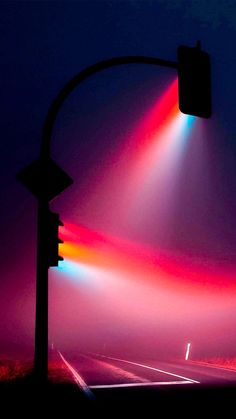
47, 210, 64, 267
177, 43, 211, 118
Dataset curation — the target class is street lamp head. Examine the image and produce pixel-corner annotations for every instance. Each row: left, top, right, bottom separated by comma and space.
177, 43, 211, 118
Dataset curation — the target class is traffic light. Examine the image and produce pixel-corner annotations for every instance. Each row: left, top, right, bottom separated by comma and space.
177, 42, 211, 118
47, 210, 64, 267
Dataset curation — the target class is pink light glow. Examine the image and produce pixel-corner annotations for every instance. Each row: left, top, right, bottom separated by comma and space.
48, 77, 236, 361
73, 78, 195, 240
59, 222, 236, 297
50, 221, 236, 359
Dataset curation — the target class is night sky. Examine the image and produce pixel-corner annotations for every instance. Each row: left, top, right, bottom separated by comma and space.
1, 0, 236, 360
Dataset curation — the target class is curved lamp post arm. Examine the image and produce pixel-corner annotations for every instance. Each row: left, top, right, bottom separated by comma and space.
41, 55, 177, 158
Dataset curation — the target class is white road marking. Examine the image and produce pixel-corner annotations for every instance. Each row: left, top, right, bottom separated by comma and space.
90, 380, 193, 389
58, 351, 94, 399
96, 354, 200, 384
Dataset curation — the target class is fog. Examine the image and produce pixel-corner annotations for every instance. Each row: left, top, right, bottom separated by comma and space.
2, 75, 236, 364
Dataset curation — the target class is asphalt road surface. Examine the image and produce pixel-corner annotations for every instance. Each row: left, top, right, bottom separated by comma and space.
59, 351, 236, 388
57, 351, 236, 414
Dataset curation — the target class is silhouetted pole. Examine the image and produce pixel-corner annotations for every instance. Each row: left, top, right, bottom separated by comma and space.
34, 198, 49, 383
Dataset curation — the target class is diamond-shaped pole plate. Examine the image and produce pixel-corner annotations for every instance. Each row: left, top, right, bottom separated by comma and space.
17, 157, 73, 201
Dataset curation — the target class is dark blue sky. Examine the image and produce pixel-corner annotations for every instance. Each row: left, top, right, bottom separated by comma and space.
1, 1, 236, 354
1, 0, 235, 250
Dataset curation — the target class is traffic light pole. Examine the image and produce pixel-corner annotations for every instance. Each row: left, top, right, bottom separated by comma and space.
34, 198, 50, 383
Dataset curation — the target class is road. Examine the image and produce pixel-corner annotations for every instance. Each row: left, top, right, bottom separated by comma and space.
58, 351, 236, 389
57, 351, 236, 412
